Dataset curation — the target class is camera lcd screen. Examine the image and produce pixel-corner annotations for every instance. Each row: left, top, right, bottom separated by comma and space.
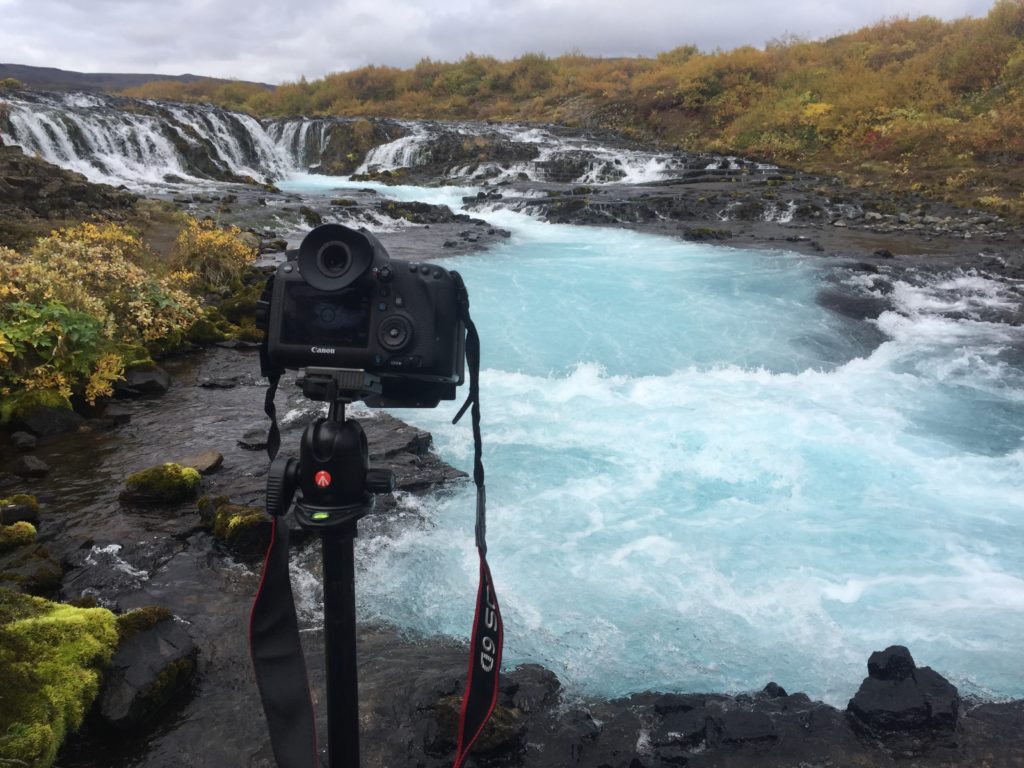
280, 283, 371, 348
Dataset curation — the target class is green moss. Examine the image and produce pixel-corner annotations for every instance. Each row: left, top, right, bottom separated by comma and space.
122, 463, 201, 505
212, 503, 266, 540
0, 494, 40, 526
115, 605, 174, 643
0, 522, 36, 552
0, 494, 40, 514
142, 654, 196, 713
0, 389, 72, 425
0, 588, 118, 768
202, 500, 270, 558
185, 317, 229, 344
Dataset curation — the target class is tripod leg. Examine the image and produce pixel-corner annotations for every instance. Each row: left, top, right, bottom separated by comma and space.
322, 524, 360, 768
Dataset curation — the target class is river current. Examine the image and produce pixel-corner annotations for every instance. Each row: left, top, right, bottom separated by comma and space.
274, 176, 1024, 707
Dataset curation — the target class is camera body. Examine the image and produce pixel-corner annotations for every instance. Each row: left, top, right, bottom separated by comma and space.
260, 224, 465, 407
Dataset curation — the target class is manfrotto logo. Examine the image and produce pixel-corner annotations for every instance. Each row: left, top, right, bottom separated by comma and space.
311, 347, 336, 354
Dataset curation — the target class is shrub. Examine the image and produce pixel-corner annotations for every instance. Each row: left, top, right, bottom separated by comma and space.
170, 217, 257, 292
0, 224, 201, 407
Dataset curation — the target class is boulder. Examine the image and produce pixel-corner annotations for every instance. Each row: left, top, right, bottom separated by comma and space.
0, 493, 40, 526
10, 455, 50, 478
12, 404, 85, 436
847, 645, 959, 736
99, 608, 197, 728
114, 365, 171, 397
173, 449, 223, 475
198, 497, 271, 558
120, 463, 201, 505
10, 431, 36, 451
237, 428, 268, 451
0, 521, 36, 552
0, 542, 62, 594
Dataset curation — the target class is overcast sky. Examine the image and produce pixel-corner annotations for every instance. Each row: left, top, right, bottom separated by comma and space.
0, 0, 997, 84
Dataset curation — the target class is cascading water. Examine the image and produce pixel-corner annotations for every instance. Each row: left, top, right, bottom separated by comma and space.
0, 90, 337, 187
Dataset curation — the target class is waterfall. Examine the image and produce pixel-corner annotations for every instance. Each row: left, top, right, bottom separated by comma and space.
0, 91, 337, 187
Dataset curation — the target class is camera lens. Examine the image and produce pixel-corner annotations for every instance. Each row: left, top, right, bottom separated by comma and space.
317, 242, 352, 278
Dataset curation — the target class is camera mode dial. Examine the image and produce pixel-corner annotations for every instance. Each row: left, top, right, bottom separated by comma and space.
378, 315, 413, 351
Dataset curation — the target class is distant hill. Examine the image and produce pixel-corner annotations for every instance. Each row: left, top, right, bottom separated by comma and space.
0, 62, 273, 93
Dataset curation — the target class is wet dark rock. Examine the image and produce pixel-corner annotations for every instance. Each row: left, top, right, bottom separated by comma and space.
761, 681, 788, 699
816, 288, 891, 320
120, 463, 201, 505
10, 431, 36, 451
0, 542, 62, 594
868, 644, 917, 681
11, 404, 85, 436
198, 497, 271, 558
173, 449, 223, 475
237, 428, 268, 451
199, 377, 239, 389
848, 645, 960, 739
99, 612, 197, 728
708, 709, 777, 748
502, 664, 561, 714
114, 365, 171, 398
102, 405, 133, 426
874, 248, 895, 258
215, 338, 261, 350
365, 413, 432, 458
11, 454, 50, 478
652, 708, 707, 747
298, 205, 322, 226
0, 493, 40, 526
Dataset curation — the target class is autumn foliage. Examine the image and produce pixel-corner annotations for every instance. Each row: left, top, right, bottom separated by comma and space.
0, 219, 255, 416
124, 0, 1024, 218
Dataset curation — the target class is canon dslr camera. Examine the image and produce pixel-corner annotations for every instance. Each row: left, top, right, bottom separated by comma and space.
257, 224, 465, 407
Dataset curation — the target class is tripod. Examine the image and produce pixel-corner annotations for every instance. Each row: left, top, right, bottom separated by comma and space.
262, 368, 395, 768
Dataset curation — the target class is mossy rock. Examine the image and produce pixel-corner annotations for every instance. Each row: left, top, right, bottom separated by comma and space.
0, 588, 118, 767
431, 695, 524, 757
120, 463, 201, 505
0, 542, 62, 594
0, 493, 40, 525
198, 497, 270, 558
0, 521, 36, 552
185, 317, 229, 344
116, 605, 174, 642
99, 606, 197, 728
0, 389, 72, 425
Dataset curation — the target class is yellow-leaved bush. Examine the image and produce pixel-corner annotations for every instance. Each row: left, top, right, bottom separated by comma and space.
171, 218, 257, 292
0, 218, 253, 417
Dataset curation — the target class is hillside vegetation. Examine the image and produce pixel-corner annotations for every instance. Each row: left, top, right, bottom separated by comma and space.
123, 1, 1024, 219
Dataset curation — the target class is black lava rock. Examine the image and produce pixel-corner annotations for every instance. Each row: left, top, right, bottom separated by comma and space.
848, 645, 959, 736
99, 613, 197, 728
114, 365, 171, 397
12, 405, 85, 436
11, 455, 50, 478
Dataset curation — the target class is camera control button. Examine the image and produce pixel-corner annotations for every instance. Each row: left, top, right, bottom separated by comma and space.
408, 262, 418, 272
377, 302, 387, 311
378, 315, 412, 351
419, 265, 431, 275
395, 296, 404, 307
283, 264, 294, 273
377, 265, 393, 282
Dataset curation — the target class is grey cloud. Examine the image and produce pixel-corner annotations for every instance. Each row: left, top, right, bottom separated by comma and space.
0, 0, 997, 83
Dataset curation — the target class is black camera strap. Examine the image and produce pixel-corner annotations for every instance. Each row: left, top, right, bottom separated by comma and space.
258, 274, 284, 461
251, 271, 502, 768
450, 271, 504, 768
